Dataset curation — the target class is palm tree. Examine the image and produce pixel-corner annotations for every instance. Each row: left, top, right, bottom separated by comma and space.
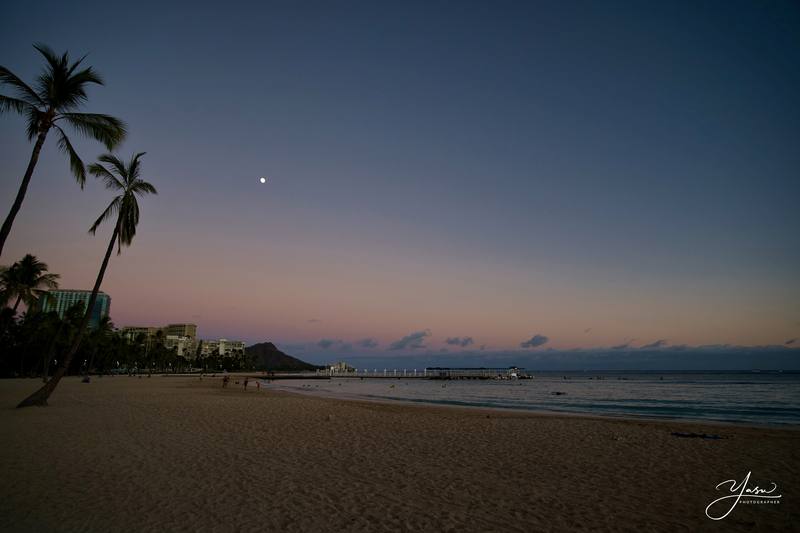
0, 254, 59, 313
85, 315, 114, 379
18, 153, 156, 407
0, 44, 127, 257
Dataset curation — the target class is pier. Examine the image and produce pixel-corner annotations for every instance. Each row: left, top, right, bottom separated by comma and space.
254, 367, 529, 380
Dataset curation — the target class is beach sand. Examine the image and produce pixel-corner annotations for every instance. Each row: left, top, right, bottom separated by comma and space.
0, 376, 797, 532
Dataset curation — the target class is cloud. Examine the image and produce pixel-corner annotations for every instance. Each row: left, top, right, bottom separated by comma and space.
317, 339, 338, 349
641, 339, 668, 349
520, 334, 549, 348
389, 330, 430, 350
356, 338, 379, 349
308, 318, 321, 323
786, 338, 797, 346
334, 343, 800, 373
445, 336, 474, 347
281, 343, 309, 353
317, 339, 352, 350
611, 338, 637, 350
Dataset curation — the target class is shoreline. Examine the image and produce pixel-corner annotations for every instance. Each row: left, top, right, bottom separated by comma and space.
262, 375, 800, 431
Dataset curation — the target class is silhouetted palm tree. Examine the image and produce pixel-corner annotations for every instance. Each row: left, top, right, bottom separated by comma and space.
86, 315, 114, 378
0, 44, 127, 257
0, 254, 59, 313
18, 153, 156, 407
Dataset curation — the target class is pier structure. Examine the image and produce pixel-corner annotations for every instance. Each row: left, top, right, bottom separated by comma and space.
308, 367, 529, 379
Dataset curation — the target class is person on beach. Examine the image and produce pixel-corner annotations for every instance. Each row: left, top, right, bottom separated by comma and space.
222, 375, 229, 388
244, 378, 249, 390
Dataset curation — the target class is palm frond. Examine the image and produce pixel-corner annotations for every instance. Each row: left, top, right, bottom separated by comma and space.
54, 125, 86, 186
0, 66, 44, 106
56, 67, 104, 110
0, 94, 36, 115
25, 107, 42, 140
88, 162, 125, 191
39, 272, 60, 288
117, 195, 140, 251
52, 85, 88, 110
127, 152, 146, 181
31, 44, 105, 111
32, 44, 66, 103
35, 70, 55, 103
59, 112, 126, 149
32, 43, 64, 78
89, 197, 121, 235
132, 180, 158, 196
66, 66, 103, 87
97, 153, 129, 177
66, 53, 88, 77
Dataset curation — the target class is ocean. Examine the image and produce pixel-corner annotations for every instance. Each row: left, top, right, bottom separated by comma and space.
268, 371, 800, 426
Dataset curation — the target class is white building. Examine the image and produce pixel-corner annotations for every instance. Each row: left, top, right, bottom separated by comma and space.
329, 361, 355, 373
164, 335, 196, 358
200, 339, 246, 358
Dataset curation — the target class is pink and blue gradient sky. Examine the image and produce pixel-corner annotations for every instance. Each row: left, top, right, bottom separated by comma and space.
1, 1, 799, 362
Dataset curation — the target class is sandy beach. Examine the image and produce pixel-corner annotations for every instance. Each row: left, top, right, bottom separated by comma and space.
0, 376, 797, 532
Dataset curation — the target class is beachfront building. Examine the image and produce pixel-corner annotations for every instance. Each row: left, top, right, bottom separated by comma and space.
121, 323, 198, 342
119, 323, 245, 361
200, 339, 246, 358
39, 289, 111, 329
328, 361, 356, 374
121, 326, 159, 341
164, 335, 196, 358
162, 323, 197, 339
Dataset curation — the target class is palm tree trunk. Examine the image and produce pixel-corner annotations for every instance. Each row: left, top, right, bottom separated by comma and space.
87, 345, 98, 378
0, 130, 49, 258
17, 221, 119, 408
42, 321, 65, 382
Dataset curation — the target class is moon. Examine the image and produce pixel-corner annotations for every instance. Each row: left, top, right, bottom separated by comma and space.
259, 177, 267, 184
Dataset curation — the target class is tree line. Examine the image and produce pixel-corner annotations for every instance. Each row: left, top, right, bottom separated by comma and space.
1, 44, 160, 406
0, 296, 256, 380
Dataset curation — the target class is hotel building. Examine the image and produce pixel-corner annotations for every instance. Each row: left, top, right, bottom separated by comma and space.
201, 339, 246, 358
120, 323, 244, 360
39, 290, 111, 329
164, 335, 196, 357
121, 323, 198, 342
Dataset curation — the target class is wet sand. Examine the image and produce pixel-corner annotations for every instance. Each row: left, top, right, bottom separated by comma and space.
0, 375, 797, 532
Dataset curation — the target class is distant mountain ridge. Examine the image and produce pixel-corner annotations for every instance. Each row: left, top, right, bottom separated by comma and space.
246, 342, 319, 371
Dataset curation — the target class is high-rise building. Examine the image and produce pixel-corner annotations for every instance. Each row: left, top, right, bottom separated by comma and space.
39, 290, 111, 329
121, 323, 198, 342
164, 335, 197, 358
163, 323, 197, 340
121, 326, 159, 341
201, 339, 246, 358
119, 323, 243, 360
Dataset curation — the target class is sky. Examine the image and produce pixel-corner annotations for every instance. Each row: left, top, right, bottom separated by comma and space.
1, 1, 799, 367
